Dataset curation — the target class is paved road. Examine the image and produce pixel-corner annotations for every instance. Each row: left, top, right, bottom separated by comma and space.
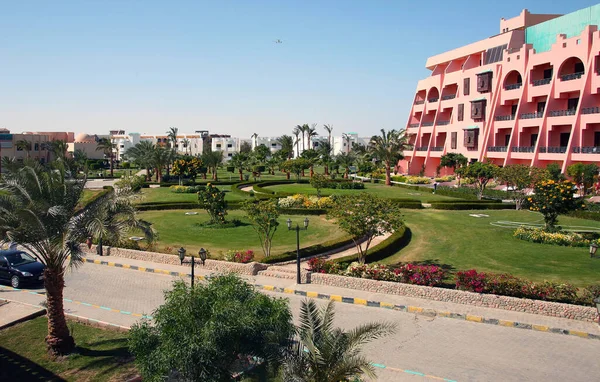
5, 264, 599, 382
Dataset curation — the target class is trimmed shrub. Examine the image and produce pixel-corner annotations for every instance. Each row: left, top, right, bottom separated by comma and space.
455, 269, 487, 293
343, 262, 446, 287
334, 226, 411, 264
434, 175, 456, 182
260, 235, 354, 264
430, 202, 515, 210
514, 227, 598, 247
403, 176, 431, 185
568, 210, 600, 222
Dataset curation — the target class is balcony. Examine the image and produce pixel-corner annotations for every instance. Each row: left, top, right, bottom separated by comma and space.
494, 114, 515, 121
415, 100, 425, 105
437, 120, 450, 126
539, 146, 567, 154
520, 112, 543, 119
430, 146, 444, 151
487, 146, 508, 152
421, 122, 434, 127
560, 71, 584, 82
548, 109, 576, 117
428, 98, 439, 103
415, 146, 429, 151
511, 146, 535, 153
581, 107, 600, 114
532, 78, 551, 87
504, 83, 522, 91
408, 123, 419, 128
572, 146, 600, 154
441, 94, 456, 101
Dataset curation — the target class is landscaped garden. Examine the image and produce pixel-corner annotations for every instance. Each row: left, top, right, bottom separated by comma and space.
137, 185, 249, 204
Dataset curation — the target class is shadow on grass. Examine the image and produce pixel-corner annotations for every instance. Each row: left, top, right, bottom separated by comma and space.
0, 346, 66, 381
75, 337, 135, 378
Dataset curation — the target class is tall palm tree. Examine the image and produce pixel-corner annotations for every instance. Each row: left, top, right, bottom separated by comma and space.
283, 299, 395, 382
292, 126, 302, 158
73, 149, 88, 175
317, 142, 333, 175
182, 138, 191, 155
229, 152, 249, 181
96, 138, 116, 177
301, 149, 319, 178
0, 162, 152, 355
202, 150, 223, 181
125, 141, 155, 181
151, 145, 170, 182
307, 124, 318, 150
50, 140, 69, 162
369, 129, 410, 186
15, 140, 32, 159
167, 127, 179, 150
323, 124, 333, 147
277, 135, 295, 160
335, 152, 355, 179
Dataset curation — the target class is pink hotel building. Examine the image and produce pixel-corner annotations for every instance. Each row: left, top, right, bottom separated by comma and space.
399, 5, 600, 176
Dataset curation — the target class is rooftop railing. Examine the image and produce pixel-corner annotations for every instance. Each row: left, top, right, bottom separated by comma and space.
487, 146, 508, 152
548, 109, 576, 117
421, 122, 434, 127
581, 107, 600, 114
572, 146, 600, 154
539, 146, 567, 154
520, 112, 543, 119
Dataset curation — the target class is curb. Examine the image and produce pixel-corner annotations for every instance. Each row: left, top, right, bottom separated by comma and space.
82, 257, 600, 341
0, 301, 47, 330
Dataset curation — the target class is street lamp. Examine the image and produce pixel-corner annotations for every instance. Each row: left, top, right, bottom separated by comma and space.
178, 247, 197, 288
198, 248, 207, 266
590, 243, 599, 258
287, 217, 309, 284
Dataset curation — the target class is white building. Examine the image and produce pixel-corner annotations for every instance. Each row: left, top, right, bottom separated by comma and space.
211, 136, 239, 161
111, 131, 206, 162
252, 136, 282, 153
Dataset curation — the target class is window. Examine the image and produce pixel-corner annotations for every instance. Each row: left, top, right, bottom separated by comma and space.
471, 100, 486, 120
120, 145, 125, 149
271, 143, 277, 147
568, 98, 579, 111
575, 62, 584, 73
228, 153, 233, 157
537, 101, 546, 114
543, 68, 553, 79
463, 78, 470, 96
451, 132, 457, 149
216, 144, 222, 148
530, 134, 538, 146
594, 131, 600, 147
511, 104, 518, 117
504, 134, 511, 146
457, 104, 464, 121
0, 258, 7, 268
477, 72, 493, 93
464, 129, 479, 148
34, 143, 39, 151
227, 143, 233, 148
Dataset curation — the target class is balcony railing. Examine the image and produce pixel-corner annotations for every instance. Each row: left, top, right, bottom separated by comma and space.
495, 114, 515, 121
415, 146, 429, 151
572, 146, 600, 154
532, 78, 551, 86
408, 123, 419, 128
428, 98, 439, 103
581, 107, 600, 114
487, 146, 508, 152
504, 83, 522, 91
437, 120, 450, 126
511, 146, 535, 153
415, 100, 425, 105
560, 72, 584, 81
430, 146, 444, 151
539, 146, 567, 154
548, 109, 576, 117
441, 94, 456, 100
520, 112, 543, 119
421, 122, 434, 127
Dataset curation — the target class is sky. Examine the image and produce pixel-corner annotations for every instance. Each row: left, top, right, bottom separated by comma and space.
0, 1, 596, 138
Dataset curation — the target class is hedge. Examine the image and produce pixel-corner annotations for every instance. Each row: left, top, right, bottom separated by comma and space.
333, 225, 411, 264
260, 235, 355, 264
429, 202, 516, 210
568, 210, 600, 222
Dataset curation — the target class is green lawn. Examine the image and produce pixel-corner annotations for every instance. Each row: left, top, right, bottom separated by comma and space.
79, 189, 102, 207
137, 209, 346, 259
137, 185, 248, 204
0, 317, 135, 382
264, 183, 458, 202
379, 209, 600, 287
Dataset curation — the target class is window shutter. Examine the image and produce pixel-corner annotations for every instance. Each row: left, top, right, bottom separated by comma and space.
463, 78, 470, 96
451, 132, 457, 149
457, 104, 464, 121
476, 72, 493, 93
470, 100, 486, 120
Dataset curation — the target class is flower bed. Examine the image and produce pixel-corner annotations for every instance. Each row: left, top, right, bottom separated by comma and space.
514, 226, 599, 247
223, 249, 255, 263
278, 194, 334, 209
434, 175, 455, 182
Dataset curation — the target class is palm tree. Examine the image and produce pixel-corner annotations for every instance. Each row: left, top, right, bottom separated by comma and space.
167, 127, 179, 150
151, 145, 170, 182
125, 141, 155, 181
277, 135, 295, 160
335, 152, 355, 179
15, 140, 32, 159
301, 149, 319, 177
323, 124, 333, 147
369, 129, 410, 186
283, 299, 395, 382
229, 152, 249, 181
317, 142, 333, 175
50, 140, 69, 162
342, 133, 352, 154
96, 138, 116, 177
73, 149, 88, 175
292, 126, 302, 158
307, 124, 318, 150
202, 150, 223, 181
182, 138, 191, 155
0, 162, 153, 355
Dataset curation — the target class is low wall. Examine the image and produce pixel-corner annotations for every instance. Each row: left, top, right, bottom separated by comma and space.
310, 273, 599, 322
85, 245, 268, 275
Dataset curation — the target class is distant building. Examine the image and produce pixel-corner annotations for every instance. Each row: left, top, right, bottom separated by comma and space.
0, 129, 74, 171
68, 133, 107, 160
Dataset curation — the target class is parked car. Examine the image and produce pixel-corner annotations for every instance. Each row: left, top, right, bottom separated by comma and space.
0, 250, 45, 288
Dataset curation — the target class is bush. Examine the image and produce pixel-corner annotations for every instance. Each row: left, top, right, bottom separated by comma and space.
306, 257, 343, 274
333, 226, 411, 264
514, 227, 598, 247
170, 185, 204, 193
260, 235, 354, 264
434, 175, 455, 182
277, 194, 333, 209
343, 262, 446, 287
430, 202, 515, 210
455, 269, 487, 293
403, 176, 431, 185
223, 249, 255, 263
567, 210, 600, 222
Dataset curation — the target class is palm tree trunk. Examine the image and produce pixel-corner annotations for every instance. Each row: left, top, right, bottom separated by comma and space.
385, 162, 391, 186
301, 169, 305, 177
109, 154, 114, 177
310, 165, 314, 178
239, 169, 243, 181
324, 165, 329, 176
344, 169, 348, 179
286, 171, 290, 180
213, 167, 218, 181
44, 269, 75, 355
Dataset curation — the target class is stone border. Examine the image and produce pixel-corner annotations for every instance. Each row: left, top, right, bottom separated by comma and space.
310, 273, 599, 322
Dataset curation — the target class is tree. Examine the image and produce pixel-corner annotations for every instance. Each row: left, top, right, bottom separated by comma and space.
0, 163, 150, 355
171, 158, 189, 185
529, 180, 579, 231
281, 158, 311, 181
167, 127, 178, 150
198, 183, 227, 225
301, 149, 319, 177
125, 141, 155, 181
73, 149, 88, 174
317, 141, 334, 175
96, 138, 116, 177
323, 124, 333, 147
283, 299, 395, 382
369, 129, 409, 186
335, 152, 355, 179
15, 140, 32, 159
50, 140, 69, 162
310, 173, 329, 197
307, 124, 318, 150
455, 161, 499, 200
229, 152, 249, 181
299, 124, 308, 152
499, 164, 548, 210
151, 145, 170, 182
202, 150, 223, 181
243, 200, 280, 257
253, 144, 271, 164
182, 138, 191, 155
292, 126, 302, 158
567, 162, 599, 197
240, 140, 252, 154
439, 153, 468, 184
129, 275, 294, 382
342, 133, 351, 154
546, 163, 565, 181
329, 194, 404, 264
277, 135, 295, 160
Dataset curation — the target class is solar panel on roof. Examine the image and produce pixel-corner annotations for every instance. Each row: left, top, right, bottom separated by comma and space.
484, 44, 508, 65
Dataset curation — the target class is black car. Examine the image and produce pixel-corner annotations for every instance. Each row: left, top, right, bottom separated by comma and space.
0, 250, 45, 289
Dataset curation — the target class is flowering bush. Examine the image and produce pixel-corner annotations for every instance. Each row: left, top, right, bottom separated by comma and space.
514, 227, 597, 247
529, 180, 578, 231
224, 249, 254, 263
455, 269, 487, 293
404, 176, 431, 184
170, 185, 202, 193
345, 262, 393, 281
392, 264, 446, 286
277, 194, 333, 209
306, 257, 343, 274
434, 175, 455, 182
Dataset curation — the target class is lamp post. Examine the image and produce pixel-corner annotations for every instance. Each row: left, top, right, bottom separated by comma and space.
198, 248, 207, 266
178, 247, 196, 288
590, 243, 599, 258
287, 217, 309, 284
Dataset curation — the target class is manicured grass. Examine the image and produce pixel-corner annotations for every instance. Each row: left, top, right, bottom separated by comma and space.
264, 183, 458, 202
0, 317, 136, 382
136, 209, 346, 259
379, 209, 600, 287
137, 185, 248, 204
79, 190, 102, 207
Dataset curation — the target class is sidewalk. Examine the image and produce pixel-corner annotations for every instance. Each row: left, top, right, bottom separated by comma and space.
81, 253, 600, 336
